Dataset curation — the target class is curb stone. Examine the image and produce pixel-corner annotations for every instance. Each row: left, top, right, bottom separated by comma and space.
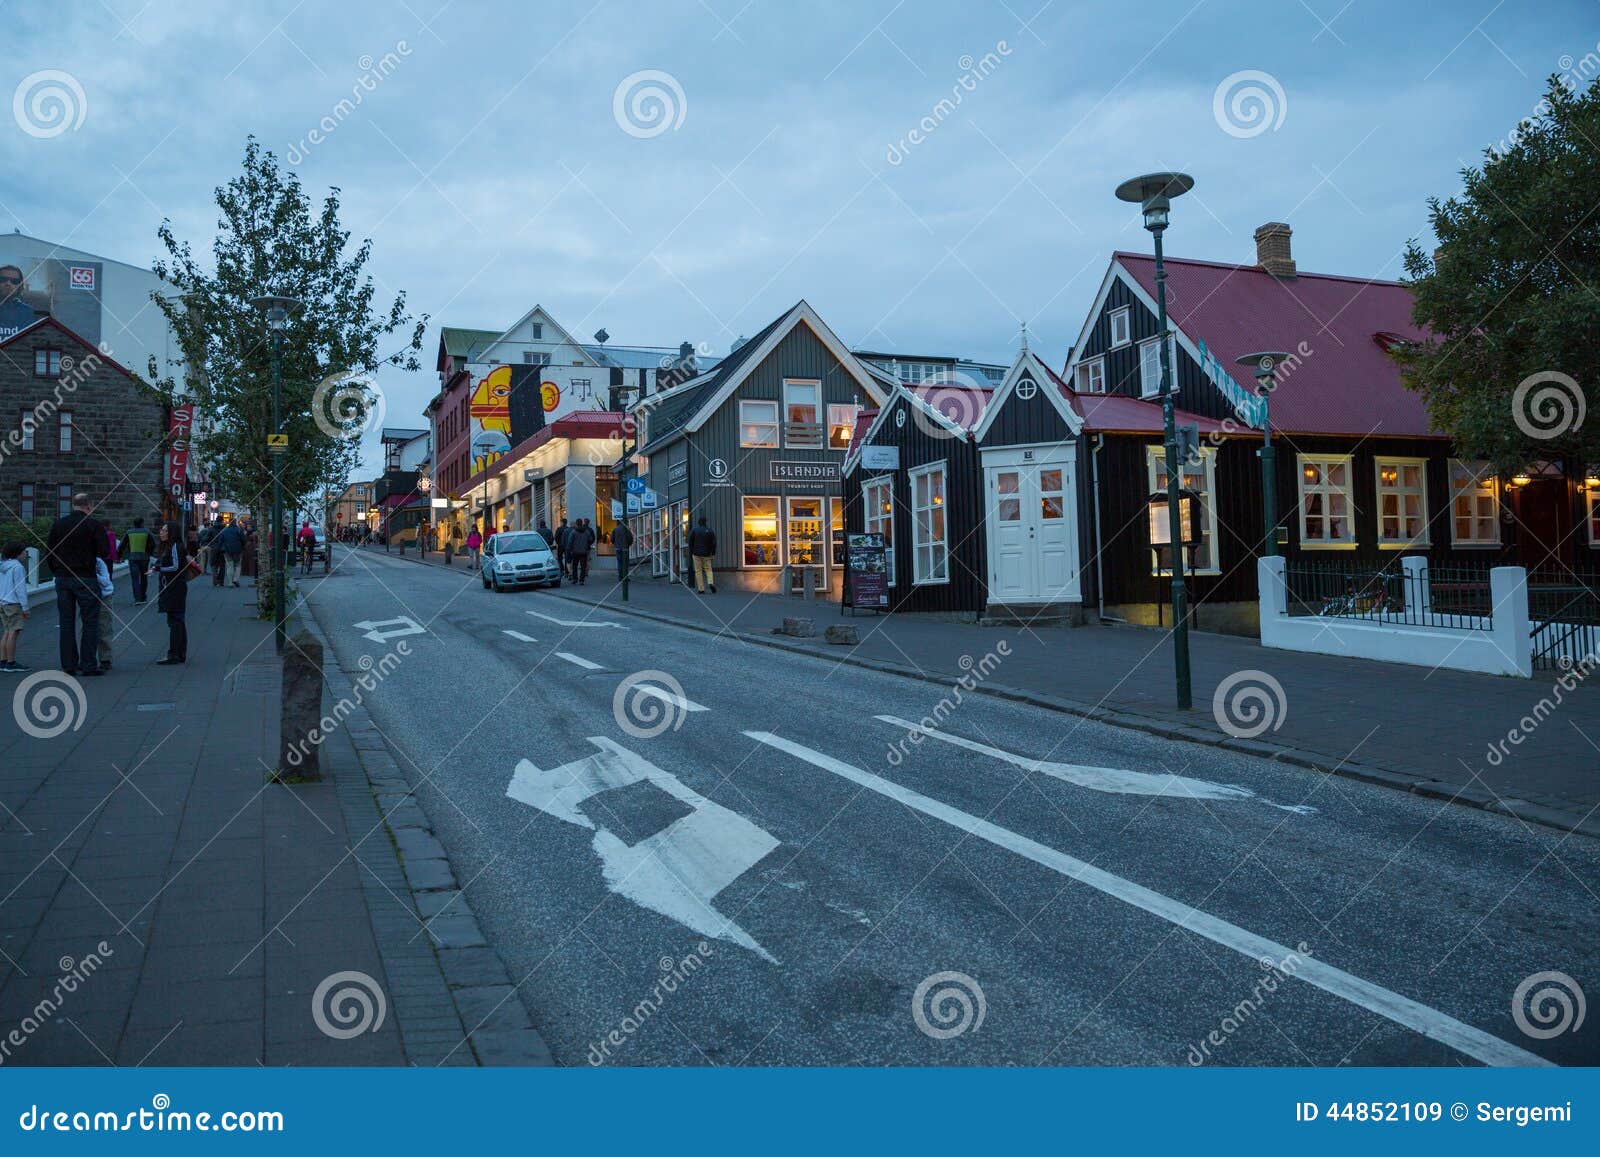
296, 605, 556, 1066
544, 587, 1600, 842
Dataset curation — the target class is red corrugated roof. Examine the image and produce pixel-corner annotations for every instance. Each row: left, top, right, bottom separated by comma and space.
1065, 390, 1241, 436
1115, 252, 1435, 437
845, 409, 879, 457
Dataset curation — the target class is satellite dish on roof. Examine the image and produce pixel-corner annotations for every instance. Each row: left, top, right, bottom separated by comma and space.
594, 328, 609, 345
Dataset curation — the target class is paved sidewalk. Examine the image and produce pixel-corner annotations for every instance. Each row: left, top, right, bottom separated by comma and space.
0, 579, 513, 1065
372, 547, 1599, 838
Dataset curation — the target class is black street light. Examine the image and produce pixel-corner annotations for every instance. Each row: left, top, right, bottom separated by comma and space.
1115, 171, 1195, 709
249, 293, 302, 654
1236, 352, 1293, 557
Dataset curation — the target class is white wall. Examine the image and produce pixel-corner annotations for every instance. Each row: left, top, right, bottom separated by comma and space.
1258, 556, 1532, 678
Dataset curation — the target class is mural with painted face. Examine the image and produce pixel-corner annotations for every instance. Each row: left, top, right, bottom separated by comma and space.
469, 364, 513, 472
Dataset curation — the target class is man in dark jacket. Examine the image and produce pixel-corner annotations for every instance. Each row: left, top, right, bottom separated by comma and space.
610, 521, 634, 583
536, 520, 554, 548
553, 517, 570, 577
215, 520, 246, 586
45, 492, 110, 675
687, 516, 717, 593
573, 519, 599, 585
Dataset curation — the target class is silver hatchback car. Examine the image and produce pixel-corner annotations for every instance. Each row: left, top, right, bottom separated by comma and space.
481, 531, 561, 591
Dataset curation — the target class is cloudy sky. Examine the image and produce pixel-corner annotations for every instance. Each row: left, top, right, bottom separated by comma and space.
3, 0, 1592, 474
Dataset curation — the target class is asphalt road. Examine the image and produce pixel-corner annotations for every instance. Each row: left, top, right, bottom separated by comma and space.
305, 549, 1600, 1067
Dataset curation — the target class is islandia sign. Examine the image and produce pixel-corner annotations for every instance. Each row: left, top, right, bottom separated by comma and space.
769, 460, 840, 483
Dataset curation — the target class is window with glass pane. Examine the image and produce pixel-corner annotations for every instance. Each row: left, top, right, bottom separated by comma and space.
1589, 491, 1600, 546
911, 464, 947, 583
1139, 336, 1172, 398
58, 411, 72, 452
1075, 358, 1104, 394
57, 484, 72, 517
830, 497, 845, 565
739, 400, 778, 447
828, 404, 858, 450
783, 380, 820, 424
862, 477, 896, 585
1449, 459, 1498, 545
1039, 468, 1064, 519
994, 470, 1021, 522
787, 497, 824, 567
742, 497, 780, 566
1146, 447, 1217, 571
18, 483, 33, 521
1376, 458, 1429, 544
18, 409, 33, 450
1298, 456, 1354, 544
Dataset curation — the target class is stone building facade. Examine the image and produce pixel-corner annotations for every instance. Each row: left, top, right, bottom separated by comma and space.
0, 317, 167, 541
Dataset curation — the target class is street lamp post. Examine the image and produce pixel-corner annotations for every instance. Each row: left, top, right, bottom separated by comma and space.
1116, 172, 1195, 709
1236, 352, 1293, 557
250, 294, 303, 654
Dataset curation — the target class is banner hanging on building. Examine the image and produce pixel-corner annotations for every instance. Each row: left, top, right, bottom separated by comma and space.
167, 404, 195, 501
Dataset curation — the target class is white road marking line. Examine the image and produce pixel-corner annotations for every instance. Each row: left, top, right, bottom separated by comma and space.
744, 730, 1548, 1068
874, 714, 1313, 813
502, 630, 538, 643
555, 652, 603, 670
352, 616, 425, 642
633, 684, 709, 713
506, 738, 778, 960
526, 610, 625, 628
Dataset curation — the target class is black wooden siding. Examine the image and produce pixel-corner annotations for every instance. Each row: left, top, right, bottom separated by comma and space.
978, 369, 1074, 448
1075, 275, 1233, 422
843, 394, 986, 614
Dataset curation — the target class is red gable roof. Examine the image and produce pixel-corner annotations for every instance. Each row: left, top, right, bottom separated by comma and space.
845, 409, 879, 457
1115, 253, 1435, 438
1066, 390, 1240, 436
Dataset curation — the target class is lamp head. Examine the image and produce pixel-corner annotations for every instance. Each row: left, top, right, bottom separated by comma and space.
1114, 172, 1194, 233
1236, 350, 1294, 391
249, 294, 303, 333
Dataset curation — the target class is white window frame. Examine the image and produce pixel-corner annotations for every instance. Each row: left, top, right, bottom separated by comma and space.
1075, 357, 1105, 394
782, 379, 821, 444
1145, 445, 1220, 575
1108, 306, 1131, 349
1297, 453, 1357, 548
909, 460, 948, 585
741, 495, 781, 568
739, 399, 779, 448
862, 475, 896, 587
827, 403, 858, 451
1375, 456, 1431, 548
1448, 459, 1499, 547
1138, 335, 1173, 399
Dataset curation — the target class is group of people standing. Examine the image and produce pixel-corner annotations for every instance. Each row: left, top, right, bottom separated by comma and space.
0, 494, 200, 676
549, 518, 598, 585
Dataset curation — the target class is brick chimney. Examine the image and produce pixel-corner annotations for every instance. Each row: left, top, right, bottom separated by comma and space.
1253, 222, 1296, 278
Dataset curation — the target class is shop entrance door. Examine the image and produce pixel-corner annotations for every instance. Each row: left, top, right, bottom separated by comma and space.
785, 496, 828, 592
982, 446, 1080, 604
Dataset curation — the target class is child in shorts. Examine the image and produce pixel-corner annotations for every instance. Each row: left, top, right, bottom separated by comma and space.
0, 542, 30, 673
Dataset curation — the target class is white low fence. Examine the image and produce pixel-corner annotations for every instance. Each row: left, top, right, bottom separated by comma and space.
1258, 556, 1532, 678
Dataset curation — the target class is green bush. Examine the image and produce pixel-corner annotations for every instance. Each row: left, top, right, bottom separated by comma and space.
0, 517, 53, 553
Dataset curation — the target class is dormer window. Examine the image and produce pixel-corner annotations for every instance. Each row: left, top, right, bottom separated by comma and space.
1108, 307, 1131, 349
1075, 357, 1105, 394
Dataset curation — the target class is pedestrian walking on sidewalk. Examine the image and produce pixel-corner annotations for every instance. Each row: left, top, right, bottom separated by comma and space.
119, 518, 153, 603
0, 542, 30, 673
44, 492, 109, 676
93, 556, 116, 670
465, 528, 481, 569
213, 520, 245, 586
611, 521, 634, 583
554, 517, 570, 576
155, 521, 190, 665
688, 516, 717, 593
568, 518, 594, 585
537, 519, 554, 548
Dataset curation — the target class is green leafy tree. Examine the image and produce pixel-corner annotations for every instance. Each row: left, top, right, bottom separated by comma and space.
1396, 73, 1600, 471
147, 138, 425, 617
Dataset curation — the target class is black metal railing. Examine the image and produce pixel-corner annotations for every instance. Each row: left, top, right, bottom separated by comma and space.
1528, 567, 1600, 671
1283, 558, 1494, 630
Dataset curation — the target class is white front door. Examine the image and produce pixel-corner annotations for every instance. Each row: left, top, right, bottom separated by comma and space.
983, 447, 1080, 604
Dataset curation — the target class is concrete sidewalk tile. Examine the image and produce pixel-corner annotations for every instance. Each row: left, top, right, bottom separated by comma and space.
435, 946, 513, 989
393, 828, 447, 863
402, 857, 456, 892
452, 984, 532, 1032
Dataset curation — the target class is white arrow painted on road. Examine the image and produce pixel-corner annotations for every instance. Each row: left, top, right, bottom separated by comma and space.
745, 729, 1546, 1068
506, 737, 778, 961
526, 610, 626, 629
502, 630, 538, 642
874, 714, 1313, 812
352, 616, 426, 642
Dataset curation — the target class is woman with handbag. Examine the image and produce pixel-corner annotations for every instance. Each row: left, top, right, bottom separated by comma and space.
155, 521, 192, 665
